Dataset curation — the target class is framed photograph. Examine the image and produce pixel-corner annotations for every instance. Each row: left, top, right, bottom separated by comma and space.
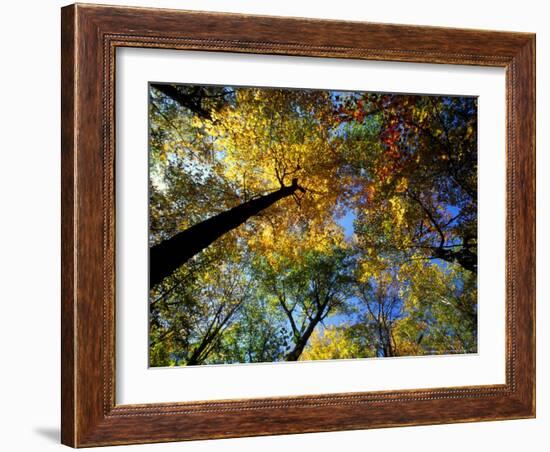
61, 3, 535, 447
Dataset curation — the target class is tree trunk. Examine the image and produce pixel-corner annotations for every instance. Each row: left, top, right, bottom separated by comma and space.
433, 246, 477, 274
284, 310, 324, 362
151, 84, 213, 119
150, 179, 304, 287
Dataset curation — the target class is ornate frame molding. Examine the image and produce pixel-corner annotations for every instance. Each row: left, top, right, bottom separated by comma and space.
61, 4, 535, 447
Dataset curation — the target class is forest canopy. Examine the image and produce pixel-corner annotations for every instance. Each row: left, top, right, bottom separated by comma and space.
148, 83, 478, 366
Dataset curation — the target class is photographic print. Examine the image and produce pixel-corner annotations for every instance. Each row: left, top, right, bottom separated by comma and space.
61, 7, 535, 444
148, 83, 478, 367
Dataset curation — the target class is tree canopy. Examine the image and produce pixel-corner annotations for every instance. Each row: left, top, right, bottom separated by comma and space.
148, 83, 478, 366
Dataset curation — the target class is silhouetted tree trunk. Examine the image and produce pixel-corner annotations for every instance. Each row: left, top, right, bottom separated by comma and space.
433, 246, 477, 274
284, 295, 331, 362
284, 318, 321, 361
185, 299, 243, 365
432, 235, 477, 274
151, 84, 216, 120
150, 179, 304, 287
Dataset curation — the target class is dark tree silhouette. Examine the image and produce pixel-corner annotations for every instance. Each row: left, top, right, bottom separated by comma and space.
150, 179, 305, 287
151, 83, 228, 120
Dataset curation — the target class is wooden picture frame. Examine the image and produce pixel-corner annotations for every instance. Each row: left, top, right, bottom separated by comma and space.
61, 3, 535, 447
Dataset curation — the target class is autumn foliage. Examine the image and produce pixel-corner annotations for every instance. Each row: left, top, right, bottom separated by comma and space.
148, 84, 478, 366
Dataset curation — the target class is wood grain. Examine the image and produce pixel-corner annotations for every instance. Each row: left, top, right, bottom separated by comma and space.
61, 5, 76, 446
61, 3, 536, 447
